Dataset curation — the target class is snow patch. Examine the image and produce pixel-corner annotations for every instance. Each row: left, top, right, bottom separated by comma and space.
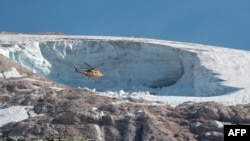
124, 112, 135, 117
208, 120, 224, 128
3, 67, 22, 78
204, 131, 223, 137
93, 124, 104, 141
0, 106, 35, 127
50, 86, 64, 91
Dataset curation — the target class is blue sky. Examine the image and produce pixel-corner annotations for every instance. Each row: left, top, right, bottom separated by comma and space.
1, 0, 250, 50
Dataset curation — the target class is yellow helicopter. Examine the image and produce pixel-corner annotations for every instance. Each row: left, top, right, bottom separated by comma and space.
73, 61, 104, 78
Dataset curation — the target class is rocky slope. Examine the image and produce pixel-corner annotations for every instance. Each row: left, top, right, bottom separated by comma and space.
1, 54, 250, 141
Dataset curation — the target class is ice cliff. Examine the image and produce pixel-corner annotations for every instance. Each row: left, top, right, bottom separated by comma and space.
0, 34, 250, 106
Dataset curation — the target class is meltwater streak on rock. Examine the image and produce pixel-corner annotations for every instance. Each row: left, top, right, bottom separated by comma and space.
0, 36, 241, 97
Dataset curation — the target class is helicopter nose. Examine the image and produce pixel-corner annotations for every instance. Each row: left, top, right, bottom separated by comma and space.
100, 73, 104, 77
99, 72, 104, 77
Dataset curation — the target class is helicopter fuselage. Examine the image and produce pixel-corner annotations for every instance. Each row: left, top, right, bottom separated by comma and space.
74, 65, 104, 78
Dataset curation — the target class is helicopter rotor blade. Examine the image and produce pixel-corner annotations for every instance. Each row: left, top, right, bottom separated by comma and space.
84, 61, 93, 68
84, 61, 104, 69
93, 63, 104, 69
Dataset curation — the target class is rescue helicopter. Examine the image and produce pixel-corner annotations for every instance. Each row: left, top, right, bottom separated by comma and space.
73, 61, 104, 79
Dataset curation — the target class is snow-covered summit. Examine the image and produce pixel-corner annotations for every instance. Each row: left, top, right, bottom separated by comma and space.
0, 34, 250, 106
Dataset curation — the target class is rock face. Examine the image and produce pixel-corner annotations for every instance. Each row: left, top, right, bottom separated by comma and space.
0, 54, 250, 141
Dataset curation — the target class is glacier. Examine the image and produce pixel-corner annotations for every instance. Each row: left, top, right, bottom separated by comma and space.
0, 34, 250, 106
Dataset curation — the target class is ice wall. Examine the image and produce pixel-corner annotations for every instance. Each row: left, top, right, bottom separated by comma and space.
40, 40, 185, 92
0, 36, 244, 97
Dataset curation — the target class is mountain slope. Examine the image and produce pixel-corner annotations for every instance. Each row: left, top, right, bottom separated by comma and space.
1, 33, 250, 140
